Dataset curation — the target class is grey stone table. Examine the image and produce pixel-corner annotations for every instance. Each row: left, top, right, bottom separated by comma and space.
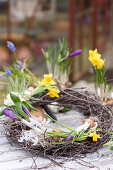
0, 110, 113, 170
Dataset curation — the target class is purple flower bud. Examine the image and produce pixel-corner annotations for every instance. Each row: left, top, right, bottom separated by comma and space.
4, 108, 20, 121
22, 106, 31, 117
65, 135, 73, 141
7, 41, 16, 52
60, 49, 82, 62
6, 68, 12, 76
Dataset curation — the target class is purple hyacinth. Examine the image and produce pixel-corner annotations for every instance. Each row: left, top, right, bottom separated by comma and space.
60, 49, 82, 62
22, 106, 31, 117
65, 135, 73, 142
4, 108, 20, 121
7, 41, 16, 52
6, 68, 12, 76
17, 60, 23, 69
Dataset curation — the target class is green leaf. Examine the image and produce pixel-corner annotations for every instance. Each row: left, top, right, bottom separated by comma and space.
45, 113, 75, 131
22, 101, 38, 112
33, 86, 46, 95
12, 103, 29, 119
8, 77, 15, 91
103, 141, 113, 146
19, 75, 25, 94
59, 107, 71, 113
47, 132, 67, 138
10, 93, 21, 103
0, 110, 4, 116
15, 75, 18, 92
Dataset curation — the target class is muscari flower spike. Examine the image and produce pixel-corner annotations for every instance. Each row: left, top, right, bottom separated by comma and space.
6, 68, 12, 76
60, 49, 82, 62
4, 108, 20, 121
7, 41, 16, 52
17, 60, 23, 69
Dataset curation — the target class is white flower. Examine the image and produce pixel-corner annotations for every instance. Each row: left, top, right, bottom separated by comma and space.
4, 94, 14, 106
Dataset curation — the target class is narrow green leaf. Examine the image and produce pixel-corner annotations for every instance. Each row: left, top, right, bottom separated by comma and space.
19, 75, 25, 94
103, 141, 113, 146
45, 113, 75, 131
22, 101, 38, 112
15, 75, 18, 92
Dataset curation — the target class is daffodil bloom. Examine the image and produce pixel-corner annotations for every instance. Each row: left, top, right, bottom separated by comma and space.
47, 88, 60, 98
44, 73, 56, 86
89, 49, 104, 69
89, 49, 101, 57
38, 74, 56, 86
88, 131, 101, 142
96, 58, 104, 69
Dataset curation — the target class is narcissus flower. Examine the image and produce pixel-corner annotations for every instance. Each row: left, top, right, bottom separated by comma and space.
89, 49, 104, 69
38, 73, 56, 86
88, 131, 101, 142
47, 88, 60, 98
44, 73, 56, 86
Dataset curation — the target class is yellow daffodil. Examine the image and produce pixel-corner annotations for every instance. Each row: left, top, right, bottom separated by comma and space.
96, 58, 104, 69
43, 73, 56, 86
47, 88, 60, 98
38, 73, 56, 86
88, 131, 101, 142
89, 49, 101, 57
89, 49, 104, 69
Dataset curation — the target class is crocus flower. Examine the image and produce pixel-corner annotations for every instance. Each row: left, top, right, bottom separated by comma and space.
65, 135, 73, 141
17, 60, 23, 69
22, 106, 31, 117
4, 108, 20, 121
7, 41, 16, 52
60, 49, 82, 62
5, 68, 12, 76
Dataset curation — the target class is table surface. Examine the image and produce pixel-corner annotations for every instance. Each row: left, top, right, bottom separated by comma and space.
0, 110, 113, 170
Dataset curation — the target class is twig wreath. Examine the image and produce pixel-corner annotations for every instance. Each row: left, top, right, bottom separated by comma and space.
5, 88, 112, 157
0, 41, 113, 159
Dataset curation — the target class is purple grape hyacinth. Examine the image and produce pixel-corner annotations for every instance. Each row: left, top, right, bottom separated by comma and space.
7, 41, 16, 52
60, 49, 82, 62
17, 60, 23, 69
6, 68, 12, 76
65, 135, 73, 141
22, 106, 31, 117
4, 108, 20, 121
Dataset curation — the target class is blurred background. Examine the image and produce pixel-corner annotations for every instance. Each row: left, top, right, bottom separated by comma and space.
0, 0, 113, 82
